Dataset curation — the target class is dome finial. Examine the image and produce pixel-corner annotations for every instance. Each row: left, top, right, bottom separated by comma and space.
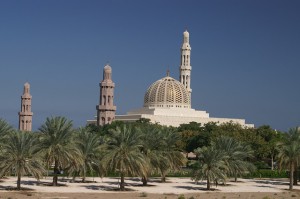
167, 69, 170, 77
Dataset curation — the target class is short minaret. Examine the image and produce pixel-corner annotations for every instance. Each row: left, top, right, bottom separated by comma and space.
96, 64, 116, 126
179, 30, 192, 103
18, 82, 33, 131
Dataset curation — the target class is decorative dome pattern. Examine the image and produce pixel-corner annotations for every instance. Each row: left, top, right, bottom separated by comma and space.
144, 76, 191, 109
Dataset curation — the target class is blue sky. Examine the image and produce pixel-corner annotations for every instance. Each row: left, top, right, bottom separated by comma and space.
0, 0, 299, 131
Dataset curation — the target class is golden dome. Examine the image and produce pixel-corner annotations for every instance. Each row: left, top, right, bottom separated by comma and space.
144, 76, 191, 109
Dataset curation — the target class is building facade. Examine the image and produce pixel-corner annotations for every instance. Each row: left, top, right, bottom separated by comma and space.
88, 30, 253, 128
115, 30, 254, 128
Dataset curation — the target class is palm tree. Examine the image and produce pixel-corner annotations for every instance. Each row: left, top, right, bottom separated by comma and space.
158, 127, 186, 182
139, 125, 186, 184
192, 146, 228, 190
39, 116, 81, 186
140, 124, 166, 185
73, 127, 104, 182
102, 124, 148, 191
0, 119, 13, 157
212, 136, 255, 182
0, 118, 13, 138
277, 127, 300, 190
0, 131, 45, 190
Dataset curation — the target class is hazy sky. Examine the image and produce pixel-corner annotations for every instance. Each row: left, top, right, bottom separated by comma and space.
0, 0, 299, 131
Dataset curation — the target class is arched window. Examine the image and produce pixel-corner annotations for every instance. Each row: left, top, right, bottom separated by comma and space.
103, 95, 106, 105
186, 75, 189, 87
108, 96, 111, 105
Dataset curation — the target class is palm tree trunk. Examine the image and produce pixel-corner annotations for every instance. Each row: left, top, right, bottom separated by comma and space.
290, 162, 294, 190
207, 177, 210, 190
142, 176, 148, 186
71, 174, 76, 183
17, 174, 21, 190
161, 174, 166, 182
271, 155, 274, 170
120, 172, 125, 191
234, 170, 237, 182
53, 160, 58, 186
82, 165, 86, 183
293, 162, 298, 185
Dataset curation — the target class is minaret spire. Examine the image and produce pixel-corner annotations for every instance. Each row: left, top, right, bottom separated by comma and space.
18, 82, 33, 131
96, 63, 117, 126
179, 29, 192, 104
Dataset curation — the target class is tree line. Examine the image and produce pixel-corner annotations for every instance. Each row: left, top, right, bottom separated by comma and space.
0, 117, 185, 191
0, 117, 299, 191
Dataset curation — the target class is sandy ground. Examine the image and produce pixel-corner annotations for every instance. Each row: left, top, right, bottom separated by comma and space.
1, 176, 300, 199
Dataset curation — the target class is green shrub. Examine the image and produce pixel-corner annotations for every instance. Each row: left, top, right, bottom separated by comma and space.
243, 169, 288, 178
178, 194, 185, 199
166, 168, 193, 178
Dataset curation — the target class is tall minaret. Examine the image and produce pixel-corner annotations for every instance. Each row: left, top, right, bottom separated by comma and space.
96, 64, 116, 126
179, 30, 192, 103
18, 82, 33, 131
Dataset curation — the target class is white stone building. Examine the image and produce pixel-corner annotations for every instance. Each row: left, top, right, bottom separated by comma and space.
89, 30, 254, 128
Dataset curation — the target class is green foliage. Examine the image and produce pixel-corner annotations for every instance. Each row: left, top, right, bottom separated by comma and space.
139, 124, 186, 183
177, 194, 185, 199
71, 127, 104, 182
166, 169, 192, 177
136, 118, 151, 124
254, 161, 270, 169
177, 122, 217, 152
0, 131, 45, 190
102, 124, 148, 190
192, 145, 228, 190
192, 136, 257, 189
243, 169, 288, 178
0, 118, 13, 138
212, 136, 256, 181
277, 127, 300, 190
39, 116, 80, 186
178, 122, 202, 132
0, 114, 295, 192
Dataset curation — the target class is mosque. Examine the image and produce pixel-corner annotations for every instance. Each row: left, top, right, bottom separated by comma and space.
88, 30, 254, 128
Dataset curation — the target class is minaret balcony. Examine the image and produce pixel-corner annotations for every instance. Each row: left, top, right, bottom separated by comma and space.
96, 105, 116, 111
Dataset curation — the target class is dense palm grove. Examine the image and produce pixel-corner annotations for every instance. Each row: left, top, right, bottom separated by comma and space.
0, 117, 299, 191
